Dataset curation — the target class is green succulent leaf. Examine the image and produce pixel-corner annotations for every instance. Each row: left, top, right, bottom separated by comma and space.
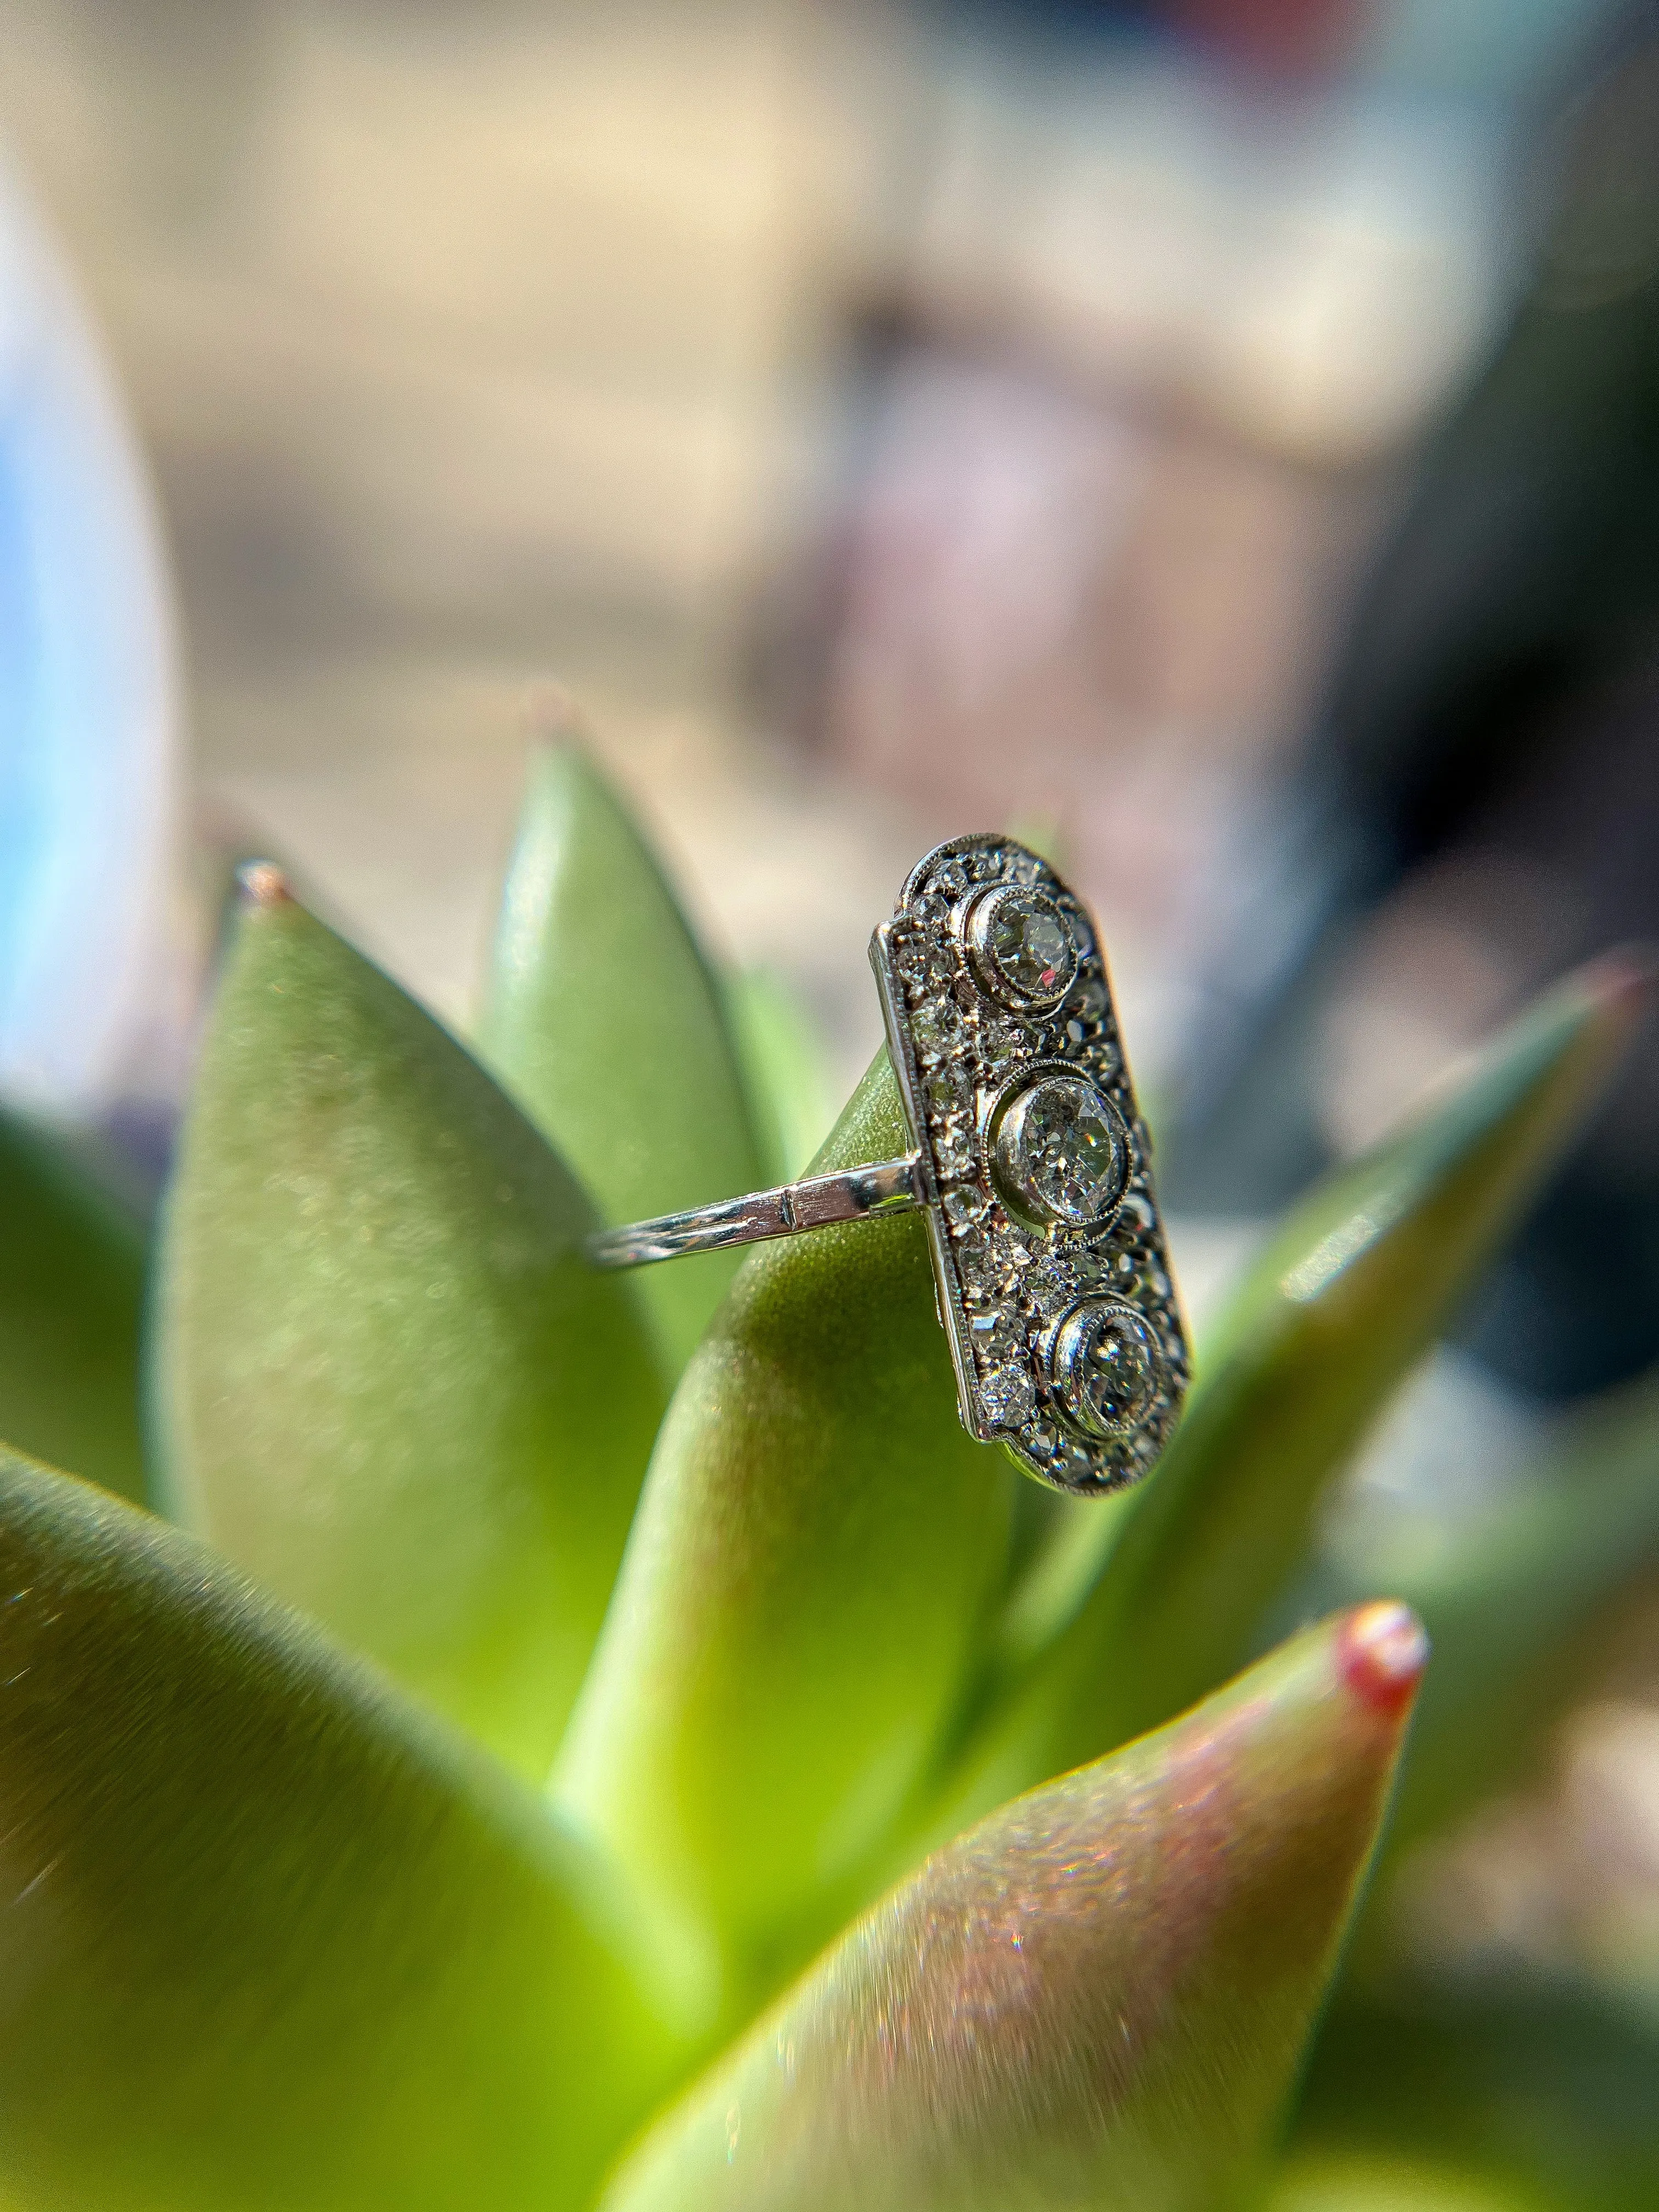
0, 1447, 698, 2212
0, 1107, 148, 1503
1263, 2151, 1564, 2211
1291, 1979, 1659, 2212
151, 869, 664, 1779
1307, 1364, 1659, 1888
934, 956, 1647, 1831
723, 966, 837, 1187
477, 740, 767, 1376
601, 1605, 1425, 2212
554, 1051, 1016, 1984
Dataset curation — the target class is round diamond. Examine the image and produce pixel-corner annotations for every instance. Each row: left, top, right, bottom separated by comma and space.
926, 1063, 969, 1116
990, 1074, 1130, 1232
1115, 1191, 1155, 1243
899, 937, 952, 996
981, 1364, 1037, 1429
1051, 1299, 1160, 1440
968, 1305, 1021, 1365
944, 1185, 988, 1231
934, 1120, 976, 1181
911, 996, 963, 1063
966, 887, 1079, 1009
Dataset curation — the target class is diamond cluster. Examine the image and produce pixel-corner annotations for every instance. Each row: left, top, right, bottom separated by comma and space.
872, 836, 1188, 1496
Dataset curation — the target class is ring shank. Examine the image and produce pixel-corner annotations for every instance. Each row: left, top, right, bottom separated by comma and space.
585, 1154, 928, 1268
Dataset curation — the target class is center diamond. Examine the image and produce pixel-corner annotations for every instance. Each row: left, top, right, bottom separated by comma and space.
966, 886, 1079, 1008
991, 1074, 1130, 1231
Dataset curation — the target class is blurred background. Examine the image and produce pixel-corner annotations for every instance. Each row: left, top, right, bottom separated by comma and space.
4, 0, 1659, 2056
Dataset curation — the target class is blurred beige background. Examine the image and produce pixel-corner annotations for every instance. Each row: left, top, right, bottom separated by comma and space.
0, 0, 1509, 1086
0, 0, 927, 1069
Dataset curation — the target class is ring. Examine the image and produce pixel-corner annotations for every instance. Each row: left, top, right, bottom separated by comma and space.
587, 835, 1189, 1496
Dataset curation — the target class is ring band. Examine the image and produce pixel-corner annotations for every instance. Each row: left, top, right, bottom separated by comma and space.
587, 834, 1189, 1496
585, 1155, 929, 1267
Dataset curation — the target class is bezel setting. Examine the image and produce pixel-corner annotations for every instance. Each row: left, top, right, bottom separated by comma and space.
871, 833, 1189, 1496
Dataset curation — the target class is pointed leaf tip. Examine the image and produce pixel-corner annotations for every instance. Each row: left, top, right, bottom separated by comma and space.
1337, 1600, 1430, 1717
602, 1609, 1419, 2212
523, 680, 582, 745
478, 738, 766, 1376
935, 956, 1644, 1839
234, 858, 292, 907
153, 881, 664, 1779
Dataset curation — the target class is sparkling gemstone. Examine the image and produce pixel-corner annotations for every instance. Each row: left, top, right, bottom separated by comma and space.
1023, 1419, 1062, 1462
926, 1063, 969, 1116
932, 858, 970, 900
1051, 1299, 1160, 1440
968, 1305, 1020, 1364
1115, 1192, 1155, 1242
944, 1185, 988, 1231
980, 1365, 1037, 1427
977, 889, 1078, 1005
898, 936, 952, 993
1070, 975, 1109, 1026
1025, 1260, 1081, 1320
953, 1224, 990, 1278
967, 846, 1004, 883
990, 1074, 1130, 1231
934, 1120, 976, 1181
911, 996, 963, 1063
911, 891, 951, 934
977, 1018, 1029, 1074
1007, 849, 1043, 886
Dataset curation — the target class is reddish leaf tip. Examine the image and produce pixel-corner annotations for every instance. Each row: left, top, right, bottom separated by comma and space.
1576, 941, 1659, 1015
236, 860, 293, 909
523, 680, 584, 752
1336, 1601, 1429, 1715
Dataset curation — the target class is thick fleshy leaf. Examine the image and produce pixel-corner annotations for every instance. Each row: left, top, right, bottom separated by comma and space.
601, 1605, 1426, 2212
932, 957, 1647, 1834
723, 966, 837, 1187
1292, 1980, 1659, 2212
554, 1052, 1015, 1982
1263, 2150, 1565, 2211
0, 1447, 699, 2211
0, 1107, 148, 1502
477, 739, 765, 1375
151, 870, 664, 1778
1304, 1366, 1659, 1881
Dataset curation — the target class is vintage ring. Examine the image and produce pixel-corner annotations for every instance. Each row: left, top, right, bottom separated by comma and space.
587, 834, 1189, 1496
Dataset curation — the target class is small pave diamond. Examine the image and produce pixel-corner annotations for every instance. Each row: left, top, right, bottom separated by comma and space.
934, 1120, 976, 1181
980, 1364, 1037, 1427
911, 997, 963, 1062
991, 1074, 1130, 1232
944, 1185, 988, 1231
926, 1063, 970, 1116
968, 1305, 1020, 1364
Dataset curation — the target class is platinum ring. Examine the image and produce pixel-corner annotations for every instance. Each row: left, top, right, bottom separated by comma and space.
586, 834, 1190, 1496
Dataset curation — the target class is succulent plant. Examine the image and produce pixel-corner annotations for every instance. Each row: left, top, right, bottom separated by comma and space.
1, 742, 1656, 2211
